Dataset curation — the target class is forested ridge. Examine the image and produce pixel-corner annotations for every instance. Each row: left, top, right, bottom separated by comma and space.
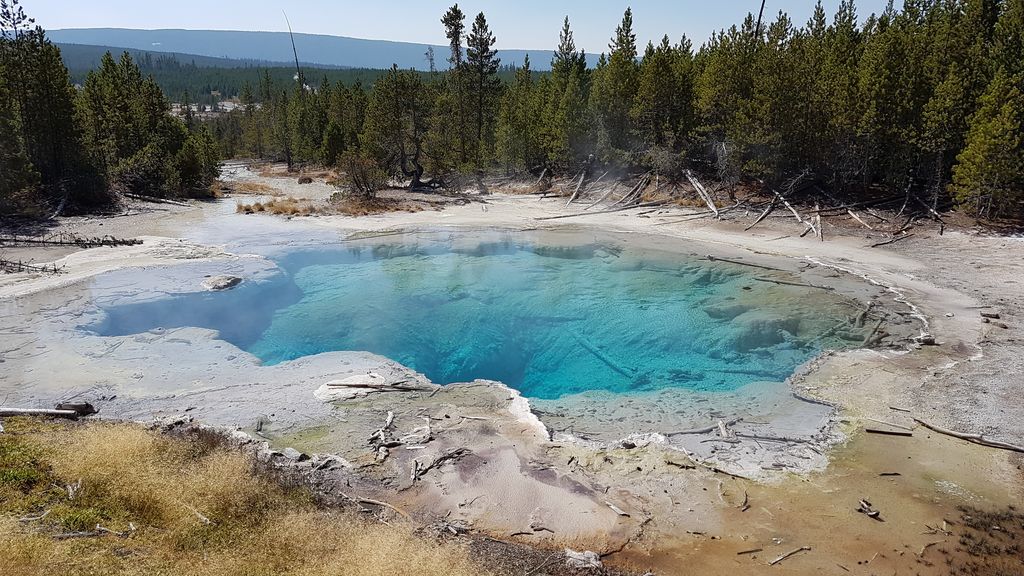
209, 0, 1024, 221
3, 0, 1023, 221
0, 0, 219, 217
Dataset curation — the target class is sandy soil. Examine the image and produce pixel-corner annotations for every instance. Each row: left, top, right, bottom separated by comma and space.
1, 166, 1021, 575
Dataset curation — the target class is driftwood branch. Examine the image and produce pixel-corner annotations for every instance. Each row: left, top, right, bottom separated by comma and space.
912, 418, 1024, 453
686, 170, 719, 218
0, 408, 79, 419
769, 546, 811, 565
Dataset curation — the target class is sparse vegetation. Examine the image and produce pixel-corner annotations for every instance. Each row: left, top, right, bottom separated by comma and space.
236, 196, 319, 216
0, 417, 486, 576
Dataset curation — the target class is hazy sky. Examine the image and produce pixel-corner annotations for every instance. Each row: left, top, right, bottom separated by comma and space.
33, 1, 891, 51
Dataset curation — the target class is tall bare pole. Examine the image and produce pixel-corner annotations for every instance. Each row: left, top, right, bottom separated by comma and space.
754, 0, 767, 41
283, 11, 302, 86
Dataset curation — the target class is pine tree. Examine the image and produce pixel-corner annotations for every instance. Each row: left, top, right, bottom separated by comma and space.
590, 8, 639, 158
441, 4, 468, 164
632, 36, 678, 150
0, 65, 38, 212
993, 0, 1024, 77
951, 68, 1024, 219
495, 55, 538, 173
465, 12, 500, 168
361, 66, 432, 188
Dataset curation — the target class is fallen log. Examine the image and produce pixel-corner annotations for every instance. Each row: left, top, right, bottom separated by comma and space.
870, 233, 914, 248
775, 190, 817, 237
665, 418, 743, 436
565, 171, 587, 207
123, 193, 189, 207
744, 198, 776, 231
912, 418, 1024, 453
0, 260, 65, 274
685, 170, 719, 218
583, 181, 621, 211
534, 200, 666, 221
0, 408, 79, 419
864, 428, 913, 437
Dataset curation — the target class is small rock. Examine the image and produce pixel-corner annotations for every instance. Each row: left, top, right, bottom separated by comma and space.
916, 334, 937, 346
201, 275, 242, 291
282, 447, 309, 462
621, 440, 637, 449
565, 549, 602, 570
980, 312, 1001, 320
297, 176, 313, 184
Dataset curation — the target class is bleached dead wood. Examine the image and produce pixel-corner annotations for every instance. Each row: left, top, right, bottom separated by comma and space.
341, 492, 412, 520
685, 170, 719, 218
612, 173, 651, 207
912, 418, 1024, 453
745, 198, 777, 231
583, 181, 621, 210
815, 202, 823, 241
0, 408, 79, 419
123, 193, 190, 207
666, 418, 743, 436
565, 171, 587, 207
769, 546, 811, 565
413, 447, 472, 481
775, 190, 817, 237
534, 200, 667, 220
861, 318, 885, 347
870, 233, 914, 248
605, 501, 630, 517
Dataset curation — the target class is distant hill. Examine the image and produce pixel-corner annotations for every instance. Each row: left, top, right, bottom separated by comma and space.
56, 42, 349, 71
48, 28, 599, 71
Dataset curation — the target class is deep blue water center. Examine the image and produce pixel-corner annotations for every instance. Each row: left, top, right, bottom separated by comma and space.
87, 234, 859, 399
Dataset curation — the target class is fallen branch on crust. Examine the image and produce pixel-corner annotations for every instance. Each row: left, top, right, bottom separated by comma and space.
123, 192, 190, 207
870, 233, 914, 248
340, 492, 412, 520
534, 200, 667, 220
0, 407, 79, 419
769, 546, 811, 565
665, 418, 743, 436
0, 259, 65, 275
912, 418, 1024, 453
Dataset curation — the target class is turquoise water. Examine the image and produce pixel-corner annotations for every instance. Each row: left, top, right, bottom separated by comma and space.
87, 233, 865, 399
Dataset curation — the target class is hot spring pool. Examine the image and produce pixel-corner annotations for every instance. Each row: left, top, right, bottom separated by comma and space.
85, 231, 872, 400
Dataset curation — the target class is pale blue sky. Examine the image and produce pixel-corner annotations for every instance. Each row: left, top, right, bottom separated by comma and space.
34, 1, 891, 51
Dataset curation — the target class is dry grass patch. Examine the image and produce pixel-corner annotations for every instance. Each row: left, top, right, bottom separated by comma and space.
236, 197, 321, 216
0, 418, 486, 576
223, 181, 279, 196
333, 195, 427, 216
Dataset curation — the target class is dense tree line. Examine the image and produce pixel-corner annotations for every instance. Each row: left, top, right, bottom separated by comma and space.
0, 0, 219, 217
213, 1, 1023, 220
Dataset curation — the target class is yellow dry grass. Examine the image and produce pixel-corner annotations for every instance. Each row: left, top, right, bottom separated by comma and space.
225, 181, 278, 195
236, 197, 320, 216
0, 419, 485, 576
